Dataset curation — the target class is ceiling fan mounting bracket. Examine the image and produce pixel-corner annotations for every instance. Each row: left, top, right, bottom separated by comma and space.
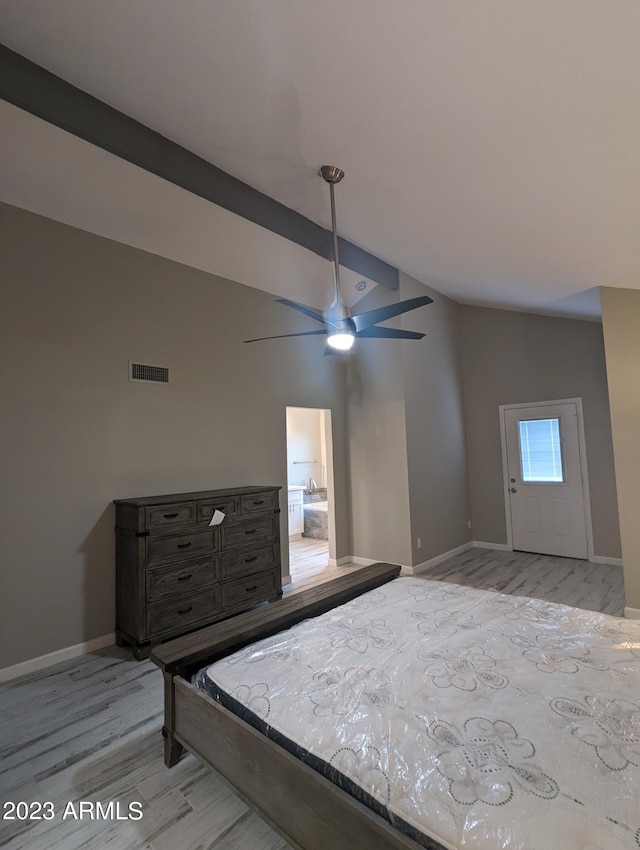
319, 165, 344, 184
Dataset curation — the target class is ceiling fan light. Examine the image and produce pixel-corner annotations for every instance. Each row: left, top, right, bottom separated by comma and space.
327, 331, 355, 351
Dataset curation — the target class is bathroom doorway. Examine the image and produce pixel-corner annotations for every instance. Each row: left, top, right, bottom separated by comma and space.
285, 407, 335, 581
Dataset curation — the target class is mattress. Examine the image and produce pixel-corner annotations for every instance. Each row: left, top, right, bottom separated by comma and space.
194, 577, 640, 850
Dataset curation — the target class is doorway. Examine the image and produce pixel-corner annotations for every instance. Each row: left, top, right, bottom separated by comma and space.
500, 399, 593, 559
285, 407, 335, 580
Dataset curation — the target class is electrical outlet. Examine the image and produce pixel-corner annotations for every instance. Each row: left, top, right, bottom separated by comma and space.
467, 520, 472, 530
417, 537, 422, 549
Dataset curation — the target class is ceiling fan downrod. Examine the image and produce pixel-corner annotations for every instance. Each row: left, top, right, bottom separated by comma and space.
243, 164, 432, 350
320, 165, 345, 309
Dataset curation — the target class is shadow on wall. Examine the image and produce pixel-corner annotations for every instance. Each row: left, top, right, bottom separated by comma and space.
80, 504, 116, 642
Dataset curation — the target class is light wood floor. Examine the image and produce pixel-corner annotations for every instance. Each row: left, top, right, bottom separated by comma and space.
421, 547, 625, 616
0, 548, 625, 849
287, 537, 330, 586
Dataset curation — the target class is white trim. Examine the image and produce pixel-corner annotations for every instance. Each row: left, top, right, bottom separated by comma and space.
590, 555, 623, 567
410, 542, 474, 576
499, 398, 594, 560
328, 556, 360, 567
328, 556, 378, 567
349, 556, 379, 567
281, 573, 292, 585
499, 408, 514, 551
471, 540, 621, 565
0, 633, 115, 683
624, 606, 640, 620
574, 398, 596, 561
285, 405, 337, 573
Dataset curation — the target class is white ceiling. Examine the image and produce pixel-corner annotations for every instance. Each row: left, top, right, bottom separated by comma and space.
2, 0, 640, 319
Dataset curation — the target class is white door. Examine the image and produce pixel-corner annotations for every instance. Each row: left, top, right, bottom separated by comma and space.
502, 402, 588, 559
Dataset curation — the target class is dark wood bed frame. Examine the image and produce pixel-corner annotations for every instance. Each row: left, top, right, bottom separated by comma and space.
151, 562, 433, 850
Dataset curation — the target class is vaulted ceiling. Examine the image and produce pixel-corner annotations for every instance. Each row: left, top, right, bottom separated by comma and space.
2, 1, 640, 319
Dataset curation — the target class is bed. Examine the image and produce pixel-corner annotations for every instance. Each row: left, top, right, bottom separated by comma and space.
151, 562, 640, 850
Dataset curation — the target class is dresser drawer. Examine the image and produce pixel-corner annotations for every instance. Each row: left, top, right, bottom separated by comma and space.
240, 491, 278, 514
146, 557, 218, 601
148, 587, 220, 637
146, 502, 196, 529
222, 570, 277, 611
147, 529, 217, 566
115, 485, 282, 658
221, 515, 278, 550
198, 496, 239, 523
221, 543, 277, 581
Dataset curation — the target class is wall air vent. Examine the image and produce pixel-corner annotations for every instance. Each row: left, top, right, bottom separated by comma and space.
129, 361, 170, 385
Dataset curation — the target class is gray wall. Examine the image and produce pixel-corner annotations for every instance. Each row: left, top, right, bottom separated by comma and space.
347, 275, 471, 568
347, 287, 413, 566
4, 200, 623, 670
600, 287, 640, 609
459, 305, 621, 559
0, 202, 351, 668
400, 273, 471, 565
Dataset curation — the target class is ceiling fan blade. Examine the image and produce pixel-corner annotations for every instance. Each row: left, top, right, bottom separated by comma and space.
276, 298, 339, 329
355, 327, 425, 340
351, 295, 433, 333
244, 329, 328, 343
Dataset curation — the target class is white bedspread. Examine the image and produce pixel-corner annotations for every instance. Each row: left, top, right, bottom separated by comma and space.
198, 577, 640, 850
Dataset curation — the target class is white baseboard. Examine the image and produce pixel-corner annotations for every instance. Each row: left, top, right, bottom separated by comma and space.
328, 555, 380, 567
0, 633, 116, 683
281, 573, 292, 586
328, 556, 348, 567
471, 542, 622, 565
624, 606, 640, 620
590, 555, 623, 567
347, 541, 507, 577
410, 542, 474, 576
328, 556, 353, 567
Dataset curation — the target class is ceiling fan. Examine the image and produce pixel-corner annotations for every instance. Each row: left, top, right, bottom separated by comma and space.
244, 166, 433, 353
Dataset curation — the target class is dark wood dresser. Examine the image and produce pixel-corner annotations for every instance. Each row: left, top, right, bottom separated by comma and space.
114, 485, 282, 658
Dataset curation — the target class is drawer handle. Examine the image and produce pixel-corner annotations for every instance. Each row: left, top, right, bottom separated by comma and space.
177, 542, 192, 549
245, 585, 258, 592
253, 500, 265, 505
245, 556, 257, 563
178, 606, 193, 614
177, 574, 192, 582
244, 529, 256, 535
164, 512, 179, 519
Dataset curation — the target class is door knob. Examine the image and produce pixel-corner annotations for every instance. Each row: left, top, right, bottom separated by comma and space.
510, 487, 517, 493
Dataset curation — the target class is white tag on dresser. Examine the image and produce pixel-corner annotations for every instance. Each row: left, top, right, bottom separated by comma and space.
209, 509, 225, 526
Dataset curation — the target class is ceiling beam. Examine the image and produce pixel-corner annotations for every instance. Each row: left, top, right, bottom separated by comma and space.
0, 44, 398, 291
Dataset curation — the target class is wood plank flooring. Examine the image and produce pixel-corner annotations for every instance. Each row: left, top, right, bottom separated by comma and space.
287, 537, 330, 585
421, 547, 625, 616
0, 547, 625, 849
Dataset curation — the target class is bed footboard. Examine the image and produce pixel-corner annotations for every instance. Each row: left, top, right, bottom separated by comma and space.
172, 677, 423, 850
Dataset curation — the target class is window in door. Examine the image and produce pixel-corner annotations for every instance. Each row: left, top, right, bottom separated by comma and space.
518, 418, 565, 483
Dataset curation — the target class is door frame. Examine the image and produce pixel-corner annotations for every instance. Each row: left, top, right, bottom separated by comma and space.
284, 406, 336, 577
498, 397, 595, 560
